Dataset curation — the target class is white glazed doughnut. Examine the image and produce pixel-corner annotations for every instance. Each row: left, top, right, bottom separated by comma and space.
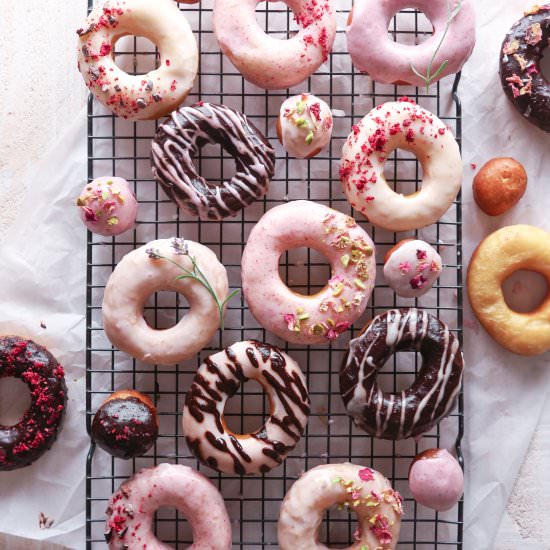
76, 0, 198, 120
340, 99, 463, 232
104, 463, 232, 549
102, 238, 228, 365
278, 463, 403, 550
213, 0, 336, 89
241, 201, 376, 345
182, 340, 310, 475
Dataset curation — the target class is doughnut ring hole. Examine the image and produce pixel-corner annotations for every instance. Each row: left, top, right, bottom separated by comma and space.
255, 0, 298, 39
388, 9, 433, 46
143, 291, 191, 330
154, 506, 192, 543
318, 507, 361, 548
223, 379, 270, 434
0, 377, 31, 427
196, 142, 238, 189
383, 148, 425, 197
114, 35, 159, 75
376, 351, 421, 394
278, 247, 332, 297
502, 269, 549, 314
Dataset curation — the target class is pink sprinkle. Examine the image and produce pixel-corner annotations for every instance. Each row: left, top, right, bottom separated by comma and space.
410, 274, 427, 289
398, 261, 411, 275
358, 467, 375, 482
416, 249, 428, 260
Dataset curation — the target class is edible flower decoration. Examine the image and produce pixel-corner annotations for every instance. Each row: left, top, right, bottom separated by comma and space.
145, 237, 238, 330
76, 179, 123, 227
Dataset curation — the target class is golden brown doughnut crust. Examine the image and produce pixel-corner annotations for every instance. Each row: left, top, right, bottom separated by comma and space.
467, 224, 550, 356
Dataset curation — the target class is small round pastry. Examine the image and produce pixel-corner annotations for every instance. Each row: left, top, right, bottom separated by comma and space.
340, 308, 463, 440
151, 102, 275, 220
76, 176, 138, 237
278, 463, 403, 550
408, 448, 464, 512
347, 0, 475, 86
340, 99, 463, 232
102, 237, 229, 365
76, 0, 198, 120
277, 93, 333, 159
241, 201, 376, 345
384, 239, 442, 298
183, 340, 310, 475
500, 5, 550, 132
0, 336, 67, 471
92, 390, 159, 459
472, 158, 527, 216
468, 224, 550, 356
213, 0, 336, 89
104, 463, 232, 549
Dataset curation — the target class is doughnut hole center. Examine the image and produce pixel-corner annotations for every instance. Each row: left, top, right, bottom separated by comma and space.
377, 351, 420, 394
195, 142, 239, 189
114, 35, 159, 75
541, 47, 550, 81
255, 1, 299, 39
318, 505, 359, 548
143, 291, 190, 330
224, 380, 269, 434
388, 10, 433, 46
383, 149, 424, 197
154, 507, 192, 545
502, 270, 549, 313
0, 377, 31, 427
279, 247, 332, 297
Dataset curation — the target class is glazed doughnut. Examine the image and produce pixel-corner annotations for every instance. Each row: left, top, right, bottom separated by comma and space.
183, 340, 310, 475
241, 201, 376, 345
151, 102, 275, 220
104, 463, 232, 549
467, 224, 550, 356
340, 99, 463, 232
0, 336, 67, 471
76, 0, 198, 120
278, 463, 403, 550
102, 237, 229, 365
500, 5, 550, 132
213, 0, 336, 89
340, 308, 463, 440
347, 0, 476, 86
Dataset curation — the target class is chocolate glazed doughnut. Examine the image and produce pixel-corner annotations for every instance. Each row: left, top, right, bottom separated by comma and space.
0, 336, 67, 471
500, 5, 550, 132
340, 309, 463, 440
151, 102, 275, 220
182, 340, 310, 475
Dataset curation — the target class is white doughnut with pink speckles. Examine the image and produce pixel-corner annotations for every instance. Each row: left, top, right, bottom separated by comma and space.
241, 201, 376, 345
340, 99, 463, 232
104, 463, 232, 549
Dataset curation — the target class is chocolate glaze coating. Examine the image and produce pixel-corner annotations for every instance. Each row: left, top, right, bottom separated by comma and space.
499, 6, 550, 132
0, 336, 67, 471
92, 391, 159, 459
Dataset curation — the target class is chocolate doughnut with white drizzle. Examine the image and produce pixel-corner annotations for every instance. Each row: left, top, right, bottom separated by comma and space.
151, 102, 275, 220
340, 308, 463, 440
182, 340, 310, 475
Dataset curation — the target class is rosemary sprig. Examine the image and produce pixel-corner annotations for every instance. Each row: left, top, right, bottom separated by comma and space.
410, 0, 462, 92
146, 238, 238, 330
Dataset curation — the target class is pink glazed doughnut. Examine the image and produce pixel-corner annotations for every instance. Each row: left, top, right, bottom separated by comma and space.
104, 463, 232, 549
347, 0, 476, 87
213, 0, 336, 89
241, 201, 376, 344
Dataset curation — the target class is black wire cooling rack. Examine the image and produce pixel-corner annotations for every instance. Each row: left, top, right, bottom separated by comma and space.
85, 2, 464, 548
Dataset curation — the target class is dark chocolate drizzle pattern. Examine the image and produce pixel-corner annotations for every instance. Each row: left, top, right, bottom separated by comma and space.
340, 308, 463, 440
151, 102, 275, 220
499, 5, 550, 132
0, 336, 67, 471
183, 340, 310, 475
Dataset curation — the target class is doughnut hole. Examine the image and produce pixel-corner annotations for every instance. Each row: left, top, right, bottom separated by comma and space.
0, 377, 31, 426
114, 35, 159, 75
255, 1, 299, 39
143, 291, 190, 330
154, 506, 193, 545
318, 507, 359, 548
502, 270, 549, 313
196, 142, 238, 189
279, 247, 332, 296
376, 351, 419, 394
541, 47, 550, 80
383, 148, 424, 196
223, 380, 269, 434
388, 10, 433, 46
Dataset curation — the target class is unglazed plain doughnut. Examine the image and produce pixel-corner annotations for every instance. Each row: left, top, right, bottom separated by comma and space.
183, 340, 310, 475
241, 201, 376, 344
102, 238, 228, 365
340, 99, 463, 232
347, 0, 476, 87
213, 0, 336, 89
468, 224, 550, 355
278, 463, 403, 549
104, 463, 232, 549
76, 0, 198, 120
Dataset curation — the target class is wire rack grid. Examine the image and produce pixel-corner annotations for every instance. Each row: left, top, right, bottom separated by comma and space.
85, 2, 464, 548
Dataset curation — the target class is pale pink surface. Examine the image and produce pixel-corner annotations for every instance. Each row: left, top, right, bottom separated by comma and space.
347, 0, 476, 86
408, 449, 464, 512
105, 463, 232, 550
77, 176, 138, 236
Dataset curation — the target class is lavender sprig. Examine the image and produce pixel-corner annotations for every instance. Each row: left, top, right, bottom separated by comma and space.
146, 238, 238, 330
410, 0, 462, 92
